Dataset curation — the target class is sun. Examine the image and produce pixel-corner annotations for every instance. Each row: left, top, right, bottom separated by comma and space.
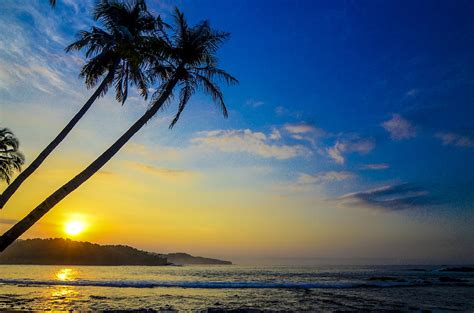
64, 220, 86, 236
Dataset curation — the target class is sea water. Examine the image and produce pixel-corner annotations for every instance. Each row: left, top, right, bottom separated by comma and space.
0, 264, 473, 311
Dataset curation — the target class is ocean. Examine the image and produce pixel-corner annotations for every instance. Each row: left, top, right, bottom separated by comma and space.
0, 264, 472, 311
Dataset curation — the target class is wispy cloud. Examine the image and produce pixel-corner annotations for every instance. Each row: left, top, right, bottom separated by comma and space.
269, 127, 281, 140
275, 171, 353, 193
382, 114, 417, 140
275, 106, 286, 116
192, 129, 312, 160
126, 162, 198, 181
123, 143, 183, 161
245, 99, 264, 108
283, 123, 325, 145
0, 218, 18, 225
274, 106, 302, 119
326, 137, 375, 164
435, 132, 474, 148
337, 183, 435, 211
405, 88, 418, 97
0, 1, 88, 97
359, 163, 390, 170
297, 171, 353, 185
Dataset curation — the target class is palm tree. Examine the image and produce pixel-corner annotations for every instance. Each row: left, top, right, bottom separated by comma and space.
0, 9, 237, 251
0, 129, 25, 185
0, 0, 159, 209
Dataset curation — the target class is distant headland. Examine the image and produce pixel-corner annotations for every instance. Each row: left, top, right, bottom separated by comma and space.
0, 238, 232, 266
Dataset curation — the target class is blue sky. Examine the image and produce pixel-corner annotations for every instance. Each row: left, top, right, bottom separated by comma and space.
181, 0, 474, 209
0, 0, 473, 263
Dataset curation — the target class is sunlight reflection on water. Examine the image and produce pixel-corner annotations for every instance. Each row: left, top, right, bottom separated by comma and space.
55, 268, 76, 281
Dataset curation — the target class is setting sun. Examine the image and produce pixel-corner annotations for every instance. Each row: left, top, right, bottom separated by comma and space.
64, 221, 86, 236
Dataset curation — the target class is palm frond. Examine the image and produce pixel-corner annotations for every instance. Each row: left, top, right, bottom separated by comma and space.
169, 81, 195, 128
144, 7, 237, 128
66, 0, 162, 104
0, 128, 25, 184
195, 66, 238, 85
195, 74, 228, 118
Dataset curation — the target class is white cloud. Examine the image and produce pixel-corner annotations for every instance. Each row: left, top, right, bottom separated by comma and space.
284, 124, 316, 134
360, 163, 390, 170
297, 171, 353, 185
435, 132, 474, 148
283, 123, 325, 145
382, 114, 417, 140
406, 89, 418, 97
327, 137, 375, 164
269, 127, 281, 140
246, 99, 264, 108
192, 129, 312, 160
274, 106, 302, 119
276, 171, 354, 193
275, 106, 286, 116
0, 1, 87, 97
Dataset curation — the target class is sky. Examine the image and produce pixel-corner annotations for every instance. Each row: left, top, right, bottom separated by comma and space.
0, 0, 473, 265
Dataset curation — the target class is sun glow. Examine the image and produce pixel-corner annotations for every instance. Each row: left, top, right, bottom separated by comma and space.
64, 220, 86, 236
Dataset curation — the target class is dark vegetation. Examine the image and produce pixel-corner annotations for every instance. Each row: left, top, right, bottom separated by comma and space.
0, 238, 231, 265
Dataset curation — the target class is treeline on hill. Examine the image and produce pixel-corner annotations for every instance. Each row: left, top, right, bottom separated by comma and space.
166, 253, 232, 265
0, 238, 168, 265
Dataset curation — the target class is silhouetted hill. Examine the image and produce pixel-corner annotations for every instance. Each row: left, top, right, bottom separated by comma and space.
0, 238, 231, 266
165, 252, 231, 265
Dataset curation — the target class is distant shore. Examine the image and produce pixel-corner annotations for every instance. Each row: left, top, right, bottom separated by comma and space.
0, 238, 231, 266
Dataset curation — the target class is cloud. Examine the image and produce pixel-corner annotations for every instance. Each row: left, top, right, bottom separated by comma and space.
123, 143, 182, 161
337, 183, 435, 211
96, 170, 116, 177
0, 218, 18, 225
275, 171, 353, 193
192, 129, 312, 160
359, 163, 390, 170
406, 89, 418, 97
382, 114, 417, 140
275, 106, 286, 116
246, 99, 264, 108
0, 1, 87, 97
326, 137, 375, 164
126, 162, 197, 180
283, 123, 325, 145
274, 106, 302, 119
284, 124, 317, 135
297, 171, 353, 185
269, 128, 281, 140
435, 132, 474, 148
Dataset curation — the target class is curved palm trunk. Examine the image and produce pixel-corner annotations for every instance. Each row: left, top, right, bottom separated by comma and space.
0, 69, 116, 209
0, 75, 179, 252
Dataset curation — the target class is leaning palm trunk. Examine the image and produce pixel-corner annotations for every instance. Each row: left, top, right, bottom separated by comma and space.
0, 75, 179, 252
0, 69, 116, 209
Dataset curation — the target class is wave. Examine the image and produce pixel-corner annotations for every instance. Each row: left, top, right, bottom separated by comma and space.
0, 278, 439, 289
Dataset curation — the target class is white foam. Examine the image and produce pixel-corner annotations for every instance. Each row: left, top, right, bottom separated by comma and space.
0, 278, 430, 289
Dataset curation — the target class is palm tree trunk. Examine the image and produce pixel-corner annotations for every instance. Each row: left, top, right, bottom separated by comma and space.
0, 68, 117, 209
0, 75, 179, 252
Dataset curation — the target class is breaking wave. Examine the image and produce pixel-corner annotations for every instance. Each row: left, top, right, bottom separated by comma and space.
0, 279, 436, 289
